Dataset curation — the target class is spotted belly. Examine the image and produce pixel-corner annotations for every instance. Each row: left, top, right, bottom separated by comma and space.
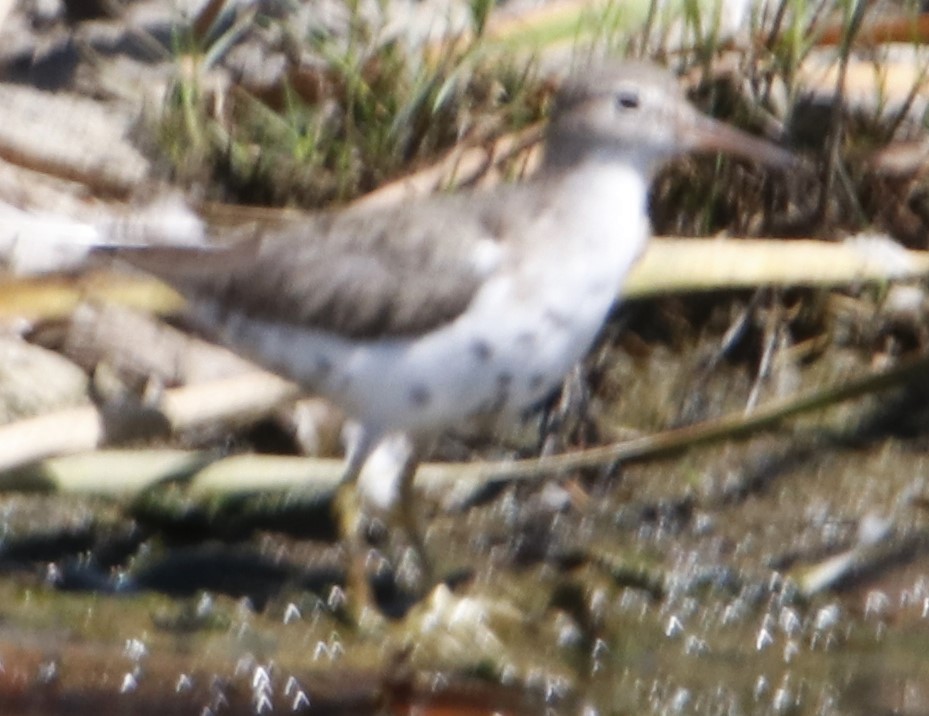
195, 293, 602, 439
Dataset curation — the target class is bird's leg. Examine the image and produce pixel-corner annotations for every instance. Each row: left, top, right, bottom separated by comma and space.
393, 449, 435, 593
335, 428, 436, 617
333, 424, 379, 621
357, 434, 434, 598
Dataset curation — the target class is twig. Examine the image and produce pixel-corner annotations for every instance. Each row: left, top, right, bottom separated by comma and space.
0, 371, 300, 472
12, 348, 927, 502
418, 348, 929, 491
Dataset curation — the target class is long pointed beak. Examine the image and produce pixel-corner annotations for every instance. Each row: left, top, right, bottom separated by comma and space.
681, 111, 796, 169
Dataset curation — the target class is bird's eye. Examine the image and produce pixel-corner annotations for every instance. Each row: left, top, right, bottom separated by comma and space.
616, 92, 639, 109
615, 90, 640, 110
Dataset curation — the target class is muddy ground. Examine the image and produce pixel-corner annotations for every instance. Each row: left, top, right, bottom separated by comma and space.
1, 1, 929, 714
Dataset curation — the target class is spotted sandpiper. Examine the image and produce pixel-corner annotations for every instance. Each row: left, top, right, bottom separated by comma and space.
108, 60, 792, 601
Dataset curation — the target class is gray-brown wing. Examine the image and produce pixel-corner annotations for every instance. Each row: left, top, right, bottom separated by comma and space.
111, 196, 510, 339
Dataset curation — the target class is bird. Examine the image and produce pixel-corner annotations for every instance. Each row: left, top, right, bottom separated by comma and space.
105, 60, 793, 606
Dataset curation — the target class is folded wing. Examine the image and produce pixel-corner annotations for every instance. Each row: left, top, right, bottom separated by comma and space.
107, 195, 508, 340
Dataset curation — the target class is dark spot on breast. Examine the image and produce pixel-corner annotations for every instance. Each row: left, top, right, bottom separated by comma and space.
496, 372, 513, 389
471, 339, 493, 362
529, 373, 545, 390
315, 355, 333, 378
409, 383, 432, 408
543, 308, 571, 330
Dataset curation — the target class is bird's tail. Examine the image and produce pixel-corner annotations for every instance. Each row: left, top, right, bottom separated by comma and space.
0, 194, 208, 276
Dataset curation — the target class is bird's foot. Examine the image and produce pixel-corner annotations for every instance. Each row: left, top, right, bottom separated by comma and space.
332, 482, 382, 627
332, 482, 439, 625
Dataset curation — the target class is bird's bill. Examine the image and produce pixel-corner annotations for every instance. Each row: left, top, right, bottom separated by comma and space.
682, 112, 795, 169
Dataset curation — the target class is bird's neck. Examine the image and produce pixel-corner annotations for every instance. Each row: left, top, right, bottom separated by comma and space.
539, 156, 651, 238
511, 156, 651, 336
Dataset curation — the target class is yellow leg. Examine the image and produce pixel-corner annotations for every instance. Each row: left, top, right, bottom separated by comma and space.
394, 453, 434, 592
331, 429, 380, 624
331, 430, 436, 620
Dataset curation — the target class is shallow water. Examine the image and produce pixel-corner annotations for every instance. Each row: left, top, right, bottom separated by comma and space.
2, 298, 929, 715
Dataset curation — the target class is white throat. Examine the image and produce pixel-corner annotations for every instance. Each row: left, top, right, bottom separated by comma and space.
546, 158, 651, 263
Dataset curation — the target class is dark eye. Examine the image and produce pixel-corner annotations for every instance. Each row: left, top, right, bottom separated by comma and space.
615, 89, 640, 110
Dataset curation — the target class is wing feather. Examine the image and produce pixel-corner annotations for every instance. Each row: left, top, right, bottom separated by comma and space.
111, 194, 509, 339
